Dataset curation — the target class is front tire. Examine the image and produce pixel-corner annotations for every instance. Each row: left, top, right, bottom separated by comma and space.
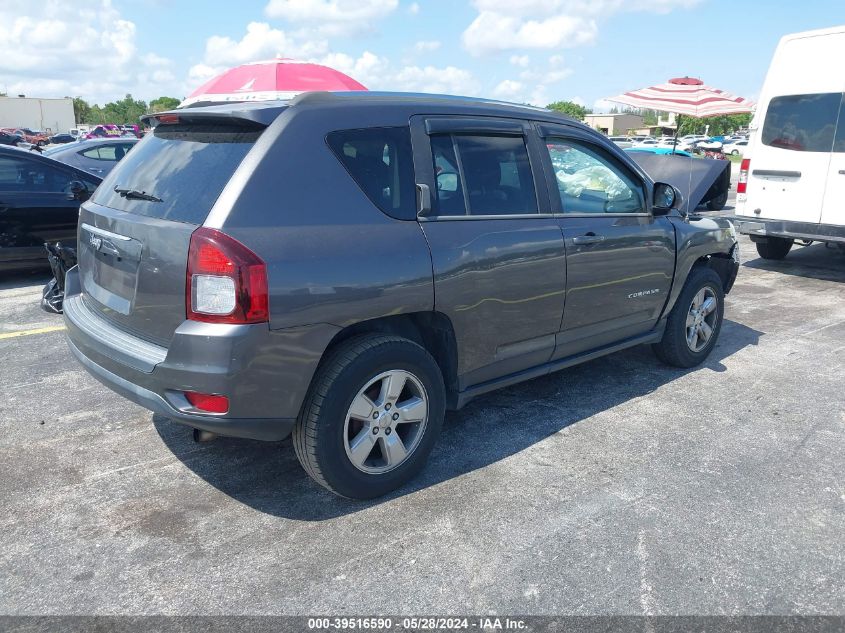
755, 237, 792, 260
293, 334, 445, 499
707, 191, 728, 211
652, 267, 724, 368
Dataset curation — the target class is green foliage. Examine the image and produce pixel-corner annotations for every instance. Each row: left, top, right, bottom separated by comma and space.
149, 96, 181, 113
678, 113, 751, 136
73, 97, 92, 124
546, 100, 589, 120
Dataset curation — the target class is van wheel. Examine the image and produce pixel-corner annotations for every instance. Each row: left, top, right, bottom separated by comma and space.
707, 192, 728, 211
293, 334, 445, 499
755, 237, 793, 260
731, 149, 739, 155
652, 267, 724, 368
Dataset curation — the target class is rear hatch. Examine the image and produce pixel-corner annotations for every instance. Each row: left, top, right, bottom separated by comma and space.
77, 111, 273, 346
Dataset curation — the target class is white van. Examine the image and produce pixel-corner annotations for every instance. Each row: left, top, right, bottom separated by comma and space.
734, 25, 845, 259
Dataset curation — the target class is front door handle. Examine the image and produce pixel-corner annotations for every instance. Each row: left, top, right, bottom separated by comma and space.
838, 170, 845, 175
572, 234, 606, 245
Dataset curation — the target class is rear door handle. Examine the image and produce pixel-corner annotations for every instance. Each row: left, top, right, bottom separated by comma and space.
572, 234, 606, 245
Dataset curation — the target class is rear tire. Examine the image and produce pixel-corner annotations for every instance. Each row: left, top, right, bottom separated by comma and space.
652, 267, 724, 368
755, 237, 793, 260
293, 334, 445, 499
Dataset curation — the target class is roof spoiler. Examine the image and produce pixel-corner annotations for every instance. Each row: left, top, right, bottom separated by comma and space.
141, 102, 288, 128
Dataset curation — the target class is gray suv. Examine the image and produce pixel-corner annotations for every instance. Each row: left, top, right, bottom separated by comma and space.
64, 92, 739, 498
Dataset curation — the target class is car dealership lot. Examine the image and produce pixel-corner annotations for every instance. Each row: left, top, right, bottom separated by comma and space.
1, 234, 843, 615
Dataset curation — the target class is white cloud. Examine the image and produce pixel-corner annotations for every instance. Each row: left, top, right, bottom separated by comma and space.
509, 55, 530, 67
593, 98, 616, 112
264, 0, 398, 36
392, 65, 481, 95
493, 80, 524, 100
414, 40, 442, 53
462, 0, 700, 55
407, 2, 420, 14
0, 0, 179, 104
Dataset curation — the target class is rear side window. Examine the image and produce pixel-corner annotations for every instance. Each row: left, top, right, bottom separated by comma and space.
761, 93, 843, 152
326, 126, 415, 220
430, 133, 538, 216
93, 123, 261, 225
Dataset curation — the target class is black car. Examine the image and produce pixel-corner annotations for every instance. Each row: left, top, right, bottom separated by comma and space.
0, 145, 101, 271
0, 131, 21, 147
49, 133, 76, 144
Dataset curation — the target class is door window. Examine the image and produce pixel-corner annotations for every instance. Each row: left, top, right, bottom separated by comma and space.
545, 139, 645, 214
430, 133, 538, 216
761, 93, 842, 152
0, 156, 74, 192
80, 143, 134, 161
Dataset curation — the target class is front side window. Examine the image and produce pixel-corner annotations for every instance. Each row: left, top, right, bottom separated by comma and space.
546, 139, 645, 214
430, 133, 538, 216
326, 126, 415, 220
762, 93, 842, 152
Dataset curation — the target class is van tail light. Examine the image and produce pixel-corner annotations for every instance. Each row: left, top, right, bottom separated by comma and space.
186, 227, 269, 324
737, 158, 751, 194
184, 391, 229, 414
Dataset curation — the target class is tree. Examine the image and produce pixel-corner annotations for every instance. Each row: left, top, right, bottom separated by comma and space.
546, 100, 589, 120
677, 113, 751, 136
149, 96, 181, 113
73, 97, 92, 124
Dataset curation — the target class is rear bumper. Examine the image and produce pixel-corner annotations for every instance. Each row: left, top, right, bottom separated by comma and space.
66, 337, 295, 441
734, 217, 845, 244
63, 266, 337, 441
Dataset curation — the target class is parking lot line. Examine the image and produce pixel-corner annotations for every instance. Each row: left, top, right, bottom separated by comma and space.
0, 325, 66, 340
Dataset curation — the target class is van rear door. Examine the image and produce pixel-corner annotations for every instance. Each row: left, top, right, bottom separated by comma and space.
820, 96, 845, 227
744, 31, 845, 224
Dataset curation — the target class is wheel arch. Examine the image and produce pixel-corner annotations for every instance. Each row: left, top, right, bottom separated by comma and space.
319, 312, 459, 408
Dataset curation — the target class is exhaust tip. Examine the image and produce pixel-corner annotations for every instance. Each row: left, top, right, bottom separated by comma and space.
193, 428, 217, 443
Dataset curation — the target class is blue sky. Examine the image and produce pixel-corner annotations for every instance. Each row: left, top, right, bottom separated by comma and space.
1, 0, 843, 108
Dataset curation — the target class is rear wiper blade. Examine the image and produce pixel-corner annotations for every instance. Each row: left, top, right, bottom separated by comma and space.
113, 186, 162, 202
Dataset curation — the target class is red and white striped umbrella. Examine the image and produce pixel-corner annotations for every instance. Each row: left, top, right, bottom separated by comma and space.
607, 77, 754, 117
181, 58, 367, 107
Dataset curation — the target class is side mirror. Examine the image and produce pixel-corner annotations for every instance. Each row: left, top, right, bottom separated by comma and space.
653, 182, 684, 215
68, 180, 89, 202
436, 171, 459, 193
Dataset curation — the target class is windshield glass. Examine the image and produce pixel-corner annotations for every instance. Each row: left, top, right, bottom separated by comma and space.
92, 123, 262, 225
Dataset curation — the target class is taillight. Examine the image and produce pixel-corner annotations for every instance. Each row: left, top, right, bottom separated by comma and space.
737, 158, 750, 194
184, 391, 229, 414
186, 227, 269, 324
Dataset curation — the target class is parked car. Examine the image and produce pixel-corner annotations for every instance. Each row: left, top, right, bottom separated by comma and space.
0, 145, 101, 271
49, 133, 77, 144
655, 138, 695, 152
633, 138, 660, 147
44, 138, 138, 176
723, 139, 748, 156
0, 131, 22, 147
625, 146, 694, 157
680, 134, 710, 143
84, 124, 123, 139
608, 135, 634, 148
735, 25, 845, 259
12, 128, 50, 146
696, 139, 724, 150
63, 93, 739, 498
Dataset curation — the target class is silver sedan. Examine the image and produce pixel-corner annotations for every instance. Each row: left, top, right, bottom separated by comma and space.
43, 138, 139, 176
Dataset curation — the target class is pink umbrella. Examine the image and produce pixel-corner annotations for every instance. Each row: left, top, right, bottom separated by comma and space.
607, 77, 754, 153
607, 77, 753, 118
180, 58, 367, 107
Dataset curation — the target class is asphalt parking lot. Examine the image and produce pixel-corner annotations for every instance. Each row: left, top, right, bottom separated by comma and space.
1, 231, 843, 616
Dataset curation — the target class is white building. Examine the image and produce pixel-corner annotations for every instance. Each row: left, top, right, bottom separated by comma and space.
0, 96, 75, 133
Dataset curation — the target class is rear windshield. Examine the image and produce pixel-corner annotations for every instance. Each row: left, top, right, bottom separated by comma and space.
93, 123, 261, 224
761, 93, 843, 152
